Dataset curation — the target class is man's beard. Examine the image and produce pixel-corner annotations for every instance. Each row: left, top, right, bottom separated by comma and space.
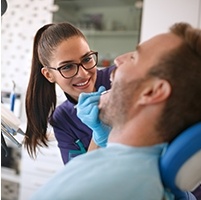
99, 78, 145, 128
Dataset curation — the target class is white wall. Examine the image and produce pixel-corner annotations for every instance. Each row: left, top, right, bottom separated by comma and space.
140, 0, 201, 42
1, 0, 54, 122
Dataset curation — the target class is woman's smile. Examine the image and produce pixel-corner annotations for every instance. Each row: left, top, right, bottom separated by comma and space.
73, 78, 91, 88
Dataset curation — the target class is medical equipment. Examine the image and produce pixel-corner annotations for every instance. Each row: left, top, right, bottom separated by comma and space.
74, 89, 110, 109
101, 89, 110, 95
1, 103, 25, 156
10, 80, 16, 112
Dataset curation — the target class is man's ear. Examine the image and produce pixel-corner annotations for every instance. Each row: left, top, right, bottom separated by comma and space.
138, 79, 171, 105
41, 68, 55, 83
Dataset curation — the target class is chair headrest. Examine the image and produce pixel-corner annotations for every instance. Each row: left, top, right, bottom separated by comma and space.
159, 122, 201, 198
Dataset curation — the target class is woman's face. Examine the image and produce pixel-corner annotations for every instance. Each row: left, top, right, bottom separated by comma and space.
42, 36, 97, 101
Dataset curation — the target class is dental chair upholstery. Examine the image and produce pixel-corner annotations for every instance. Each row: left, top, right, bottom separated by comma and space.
160, 122, 201, 200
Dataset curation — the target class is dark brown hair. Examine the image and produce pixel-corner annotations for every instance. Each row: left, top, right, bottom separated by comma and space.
148, 22, 201, 142
24, 22, 86, 158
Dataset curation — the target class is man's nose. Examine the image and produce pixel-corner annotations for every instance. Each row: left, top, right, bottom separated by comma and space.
114, 56, 124, 66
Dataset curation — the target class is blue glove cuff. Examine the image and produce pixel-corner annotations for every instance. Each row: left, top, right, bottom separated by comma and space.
92, 123, 112, 147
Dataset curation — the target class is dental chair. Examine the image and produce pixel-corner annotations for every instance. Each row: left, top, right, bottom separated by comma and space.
160, 122, 201, 200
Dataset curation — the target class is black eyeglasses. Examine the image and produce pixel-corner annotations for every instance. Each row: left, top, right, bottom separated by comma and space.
46, 51, 98, 79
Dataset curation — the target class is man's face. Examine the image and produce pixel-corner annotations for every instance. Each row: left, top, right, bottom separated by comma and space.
99, 33, 182, 127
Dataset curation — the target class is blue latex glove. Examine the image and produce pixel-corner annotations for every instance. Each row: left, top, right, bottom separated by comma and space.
76, 86, 111, 147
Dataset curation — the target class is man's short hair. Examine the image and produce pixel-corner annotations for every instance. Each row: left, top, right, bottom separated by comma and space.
148, 22, 201, 141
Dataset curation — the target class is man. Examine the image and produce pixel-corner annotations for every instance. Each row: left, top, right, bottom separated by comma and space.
30, 22, 201, 200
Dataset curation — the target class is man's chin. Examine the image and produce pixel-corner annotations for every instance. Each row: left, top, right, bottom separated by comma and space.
99, 110, 111, 127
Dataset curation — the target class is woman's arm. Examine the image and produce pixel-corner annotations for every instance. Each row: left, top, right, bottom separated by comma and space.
50, 102, 92, 164
53, 124, 90, 164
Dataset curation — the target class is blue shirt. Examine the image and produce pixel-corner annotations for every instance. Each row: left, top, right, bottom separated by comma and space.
50, 66, 115, 164
30, 143, 174, 200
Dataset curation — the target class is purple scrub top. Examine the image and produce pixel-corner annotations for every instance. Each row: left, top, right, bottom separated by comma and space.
50, 66, 115, 164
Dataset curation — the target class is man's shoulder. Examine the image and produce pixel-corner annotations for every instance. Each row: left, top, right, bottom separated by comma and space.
63, 146, 164, 199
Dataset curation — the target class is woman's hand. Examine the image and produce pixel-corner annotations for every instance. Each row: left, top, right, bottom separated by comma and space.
76, 86, 111, 147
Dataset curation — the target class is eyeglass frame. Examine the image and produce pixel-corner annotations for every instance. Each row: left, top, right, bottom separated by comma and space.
46, 51, 98, 79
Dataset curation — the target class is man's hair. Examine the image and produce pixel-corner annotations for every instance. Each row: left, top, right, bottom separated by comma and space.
148, 22, 201, 142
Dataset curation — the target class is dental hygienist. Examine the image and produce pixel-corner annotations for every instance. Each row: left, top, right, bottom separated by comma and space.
24, 22, 115, 164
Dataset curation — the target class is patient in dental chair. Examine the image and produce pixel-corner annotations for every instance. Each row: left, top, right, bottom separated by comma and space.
30, 22, 201, 200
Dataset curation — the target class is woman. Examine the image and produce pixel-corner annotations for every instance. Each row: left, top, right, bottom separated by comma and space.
25, 22, 115, 164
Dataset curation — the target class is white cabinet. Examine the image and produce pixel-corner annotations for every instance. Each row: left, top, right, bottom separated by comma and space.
53, 0, 142, 65
83, 30, 140, 66
19, 139, 63, 200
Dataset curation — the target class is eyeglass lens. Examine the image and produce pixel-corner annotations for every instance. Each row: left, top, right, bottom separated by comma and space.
60, 52, 97, 78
